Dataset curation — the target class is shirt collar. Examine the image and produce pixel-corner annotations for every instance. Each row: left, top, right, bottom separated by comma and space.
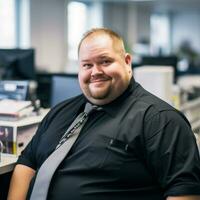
83, 77, 139, 117
101, 77, 139, 117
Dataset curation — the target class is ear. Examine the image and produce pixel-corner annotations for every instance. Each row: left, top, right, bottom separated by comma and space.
124, 53, 133, 76
125, 53, 132, 66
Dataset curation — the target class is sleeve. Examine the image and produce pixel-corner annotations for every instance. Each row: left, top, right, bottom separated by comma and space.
144, 108, 200, 197
16, 111, 52, 170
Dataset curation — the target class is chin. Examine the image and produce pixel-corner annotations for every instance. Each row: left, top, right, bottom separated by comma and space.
90, 93, 108, 99
89, 88, 110, 99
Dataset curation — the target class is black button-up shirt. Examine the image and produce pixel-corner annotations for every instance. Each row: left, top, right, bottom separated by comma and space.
18, 78, 200, 200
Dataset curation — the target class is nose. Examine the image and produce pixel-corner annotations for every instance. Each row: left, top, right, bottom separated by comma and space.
91, 64, 103, 76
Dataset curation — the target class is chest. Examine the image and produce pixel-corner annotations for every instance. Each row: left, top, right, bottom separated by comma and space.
37, 110, 154, 186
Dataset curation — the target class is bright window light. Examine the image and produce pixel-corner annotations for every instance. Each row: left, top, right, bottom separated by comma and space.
68, 2, 87, 60
67, 1, 103, 62
0, 0, 16, 48
150, 14, 170, 55
19, 0, 30, 48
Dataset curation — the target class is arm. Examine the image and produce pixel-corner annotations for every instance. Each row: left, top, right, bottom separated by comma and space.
167, 196, 200, 200
144, 109, 200, 198
7, 164, 35, 200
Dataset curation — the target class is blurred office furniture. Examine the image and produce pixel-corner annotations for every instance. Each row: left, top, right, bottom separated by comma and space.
50, 74, 82, 107
0, 99, 33, 122
177, 75, 200, 134
36, 73, 81, 108
0, 80, 39, 114
177, 75, 200, 100
0, 48, 36, 80
133, 55, 178, 82
180, 96, 200, 134
0, 108, 49, 155
0, 48, 39, 111
134, 66, 174, 105
0, 155, 17, 200
0, 80, 29, 101
0, 154, 17, 175
0, 108, 49, 200
36, 72, 52, 108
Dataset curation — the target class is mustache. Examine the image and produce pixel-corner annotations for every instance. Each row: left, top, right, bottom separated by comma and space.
90, 74, 111, 83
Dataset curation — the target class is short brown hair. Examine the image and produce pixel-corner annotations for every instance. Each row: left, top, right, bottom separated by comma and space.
78, 27, 125, 56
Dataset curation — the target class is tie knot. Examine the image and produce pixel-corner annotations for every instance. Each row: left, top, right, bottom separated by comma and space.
84, 103, 102, 115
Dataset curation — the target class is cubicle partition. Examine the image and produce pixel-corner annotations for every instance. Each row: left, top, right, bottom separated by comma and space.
50, 74, 82, 107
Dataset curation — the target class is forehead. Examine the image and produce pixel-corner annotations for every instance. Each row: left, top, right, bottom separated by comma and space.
80, 34, 114, 50
79, 34, 115, 58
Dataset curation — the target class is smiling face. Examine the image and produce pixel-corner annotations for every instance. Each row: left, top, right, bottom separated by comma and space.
78, 32, 132, 105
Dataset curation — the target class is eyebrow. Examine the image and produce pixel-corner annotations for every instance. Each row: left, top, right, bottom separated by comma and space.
99, 55, 111, 59
80, 59, 91, 62
80, 53, 113, 62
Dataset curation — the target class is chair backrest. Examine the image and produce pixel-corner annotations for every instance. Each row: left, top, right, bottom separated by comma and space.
50, 74, 82, 107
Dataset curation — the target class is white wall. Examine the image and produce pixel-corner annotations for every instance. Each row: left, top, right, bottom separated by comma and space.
29, 1, 152, 73
103, 2, 151, 53
136, 4, 151, 43
102, 2, 129, 40
30, 0, 68, 73
29, 0, 200, 74
127, 3, 138, 48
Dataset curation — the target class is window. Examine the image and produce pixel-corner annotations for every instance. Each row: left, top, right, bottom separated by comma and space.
19, 0, 30, 48
0, 0, 16, 48
67, 1, 103, 71
67, 1, 88, 61
0, 0, 30, 48
150, 13, 170, 55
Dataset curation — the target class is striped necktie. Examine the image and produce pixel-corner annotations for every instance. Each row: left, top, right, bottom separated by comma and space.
30, 102, 99, 200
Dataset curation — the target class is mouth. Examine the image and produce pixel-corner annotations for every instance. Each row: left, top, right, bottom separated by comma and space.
90, 76, 111, 83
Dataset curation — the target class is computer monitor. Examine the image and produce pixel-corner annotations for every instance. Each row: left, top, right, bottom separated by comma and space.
0, 48, 36, 80
50, 74, 82, 107
0, 80, 29, 100
138, 55, 178, 82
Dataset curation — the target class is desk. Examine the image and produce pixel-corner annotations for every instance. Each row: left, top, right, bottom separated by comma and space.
0, 154, 18, 175
0, 154, 18, 200
0, 109, 49, 200
0, 108, 49, 127
0, 109, 49, 173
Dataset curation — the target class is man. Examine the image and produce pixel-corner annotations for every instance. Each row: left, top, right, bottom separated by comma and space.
8, 28, 200, 200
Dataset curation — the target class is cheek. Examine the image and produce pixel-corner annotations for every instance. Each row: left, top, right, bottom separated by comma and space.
106, 68, 126, 80
79, 70, 90, 84
105, 62, 127, 77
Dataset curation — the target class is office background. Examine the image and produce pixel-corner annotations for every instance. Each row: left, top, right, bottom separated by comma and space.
1, 0, 200, 73
1, 0, 200, 108
1, 1, 200, 199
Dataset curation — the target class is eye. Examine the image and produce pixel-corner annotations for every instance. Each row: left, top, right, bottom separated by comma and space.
82, 63, 93, 69
101, 59, 112, 66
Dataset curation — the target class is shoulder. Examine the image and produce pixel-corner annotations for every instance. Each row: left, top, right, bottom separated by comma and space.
49, 94, 85, 115
132, 82, 191, 134
16, 94, 86, 169
39, 94, 86, 130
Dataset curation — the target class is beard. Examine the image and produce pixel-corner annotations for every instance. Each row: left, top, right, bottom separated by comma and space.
87, 82, 112, 99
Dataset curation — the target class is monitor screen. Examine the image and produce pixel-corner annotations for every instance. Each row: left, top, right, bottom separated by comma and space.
50, 74, 82, 107
0, 48, 36, 80
0, 80, 29, 100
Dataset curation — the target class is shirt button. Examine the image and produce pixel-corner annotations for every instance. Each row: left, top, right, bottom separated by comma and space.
109, 139, 114, 145
125, 144, 129, 151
